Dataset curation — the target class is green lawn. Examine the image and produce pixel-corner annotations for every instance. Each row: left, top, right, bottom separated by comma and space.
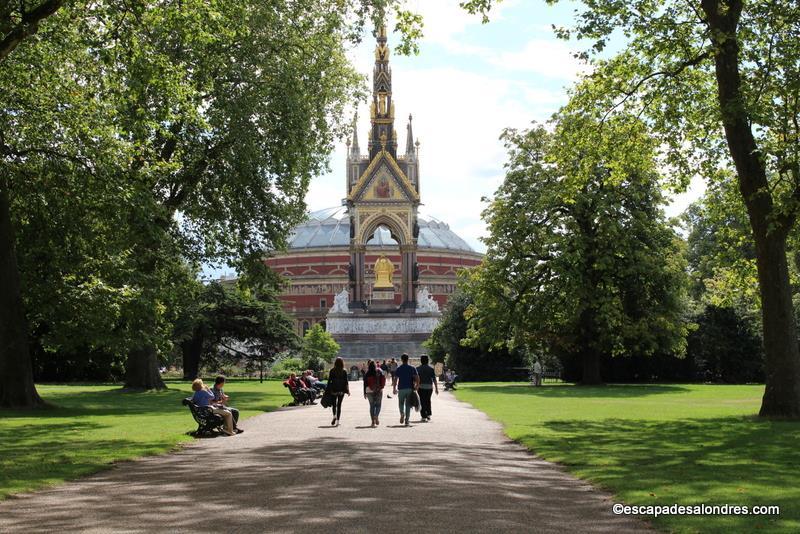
0, 379, 286, 500
454, 383, 799, 533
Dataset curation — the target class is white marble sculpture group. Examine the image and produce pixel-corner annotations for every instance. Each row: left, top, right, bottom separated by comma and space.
329, 287, 439, 314
416, 287, 440, 313
330, 289, 352, 314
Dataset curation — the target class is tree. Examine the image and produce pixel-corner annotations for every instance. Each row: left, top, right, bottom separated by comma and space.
464, 111, 688, 384
688, 305, 764, 383
0, 0, 102, 407
0, 0, 64, 61
426, 288, 526, 381
462, 0, 800, 414
0, 0, 423, 405
174, 282, 301, 381
300, 324, 339, 372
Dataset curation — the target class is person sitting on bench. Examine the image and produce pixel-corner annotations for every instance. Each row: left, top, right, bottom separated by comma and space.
303, 370, 326, 392
211, 375, 241, 432
287, 373, 316, 402
191, 378, 235, 436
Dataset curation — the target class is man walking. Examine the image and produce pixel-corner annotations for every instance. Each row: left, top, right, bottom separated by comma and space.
392, 353, 419, 426
416, 355, 438, 422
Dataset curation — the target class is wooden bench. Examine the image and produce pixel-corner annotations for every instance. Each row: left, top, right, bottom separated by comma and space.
283, 382, 317, 406
541, 371, 562, 383
182, 397, 226, 436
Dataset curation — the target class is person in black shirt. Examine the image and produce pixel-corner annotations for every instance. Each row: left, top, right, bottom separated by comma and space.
416, 355, 438, 422
327, 357, 350, 426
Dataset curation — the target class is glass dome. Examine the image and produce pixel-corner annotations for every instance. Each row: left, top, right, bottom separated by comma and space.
286, 207, 475, 252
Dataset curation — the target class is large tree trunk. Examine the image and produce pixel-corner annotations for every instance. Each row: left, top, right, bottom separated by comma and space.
581, 348, 603, 385
754, 231, 800, 416
181, 330, 203, 380
577, 306, 603, 385
705, 0, 800, 417
124, 346, 166, 390
0, 179, 43, 408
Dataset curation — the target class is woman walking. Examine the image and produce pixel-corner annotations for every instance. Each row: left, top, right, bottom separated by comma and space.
363, 360, 386, 427
327, 357, 350, 426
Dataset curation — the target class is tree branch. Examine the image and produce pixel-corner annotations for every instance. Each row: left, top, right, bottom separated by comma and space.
0, 0, 64, 62
602, 50, 711, 123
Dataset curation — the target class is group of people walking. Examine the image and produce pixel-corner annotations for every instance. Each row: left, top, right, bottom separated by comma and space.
324, 354, 439, 427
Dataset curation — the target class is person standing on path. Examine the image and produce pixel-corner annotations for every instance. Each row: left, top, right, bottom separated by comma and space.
416, 355, 438, 422
363, 360, 386, 427
532, 359, 543, 387
327, 357, 350, 426
392, 353, 419, 426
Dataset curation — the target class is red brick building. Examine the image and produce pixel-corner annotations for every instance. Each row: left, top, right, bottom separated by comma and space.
265, 207, 482, 336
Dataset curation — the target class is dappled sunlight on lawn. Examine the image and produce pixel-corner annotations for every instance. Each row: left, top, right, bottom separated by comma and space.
456, 383, 799, 533
0, 380, 287, 499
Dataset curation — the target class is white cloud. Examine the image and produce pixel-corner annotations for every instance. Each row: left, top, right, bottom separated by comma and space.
487, 39, 589, 80
308, 62, 567, 252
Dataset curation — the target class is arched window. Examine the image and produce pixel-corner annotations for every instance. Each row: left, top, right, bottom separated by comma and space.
302, 321, 310, 336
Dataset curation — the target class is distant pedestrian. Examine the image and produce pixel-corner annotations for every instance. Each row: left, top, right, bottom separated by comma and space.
532, 359, 543, 387
387, 357, 398, 398
392, 353, 419, 426
416, 355, 438, 422
363, 360, 386, 427
327, 357, 350, 426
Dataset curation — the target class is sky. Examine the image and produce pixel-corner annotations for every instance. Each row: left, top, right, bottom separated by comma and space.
304, 0, 706, 254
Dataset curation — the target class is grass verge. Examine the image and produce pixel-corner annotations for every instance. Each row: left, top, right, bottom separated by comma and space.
0, 379, 286, 500
454, 383, 799, 533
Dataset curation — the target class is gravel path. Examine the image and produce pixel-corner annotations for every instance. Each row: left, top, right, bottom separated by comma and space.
1, 386, 651, 533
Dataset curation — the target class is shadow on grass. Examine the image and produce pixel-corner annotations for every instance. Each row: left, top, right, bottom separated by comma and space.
0, 420, 174, 499
465, 383, 691, 398
513, 416, 800, 531
2, 388, 286, 419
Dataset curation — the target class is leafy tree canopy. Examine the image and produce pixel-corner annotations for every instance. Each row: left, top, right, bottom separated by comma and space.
462, 0, 800, 416
300, 324, 340, 372
465, 106, 688, 384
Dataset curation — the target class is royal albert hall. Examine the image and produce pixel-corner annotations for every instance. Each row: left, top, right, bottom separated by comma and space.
264, 28, 483, 345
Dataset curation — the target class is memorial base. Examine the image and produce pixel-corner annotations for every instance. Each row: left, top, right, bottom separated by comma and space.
327, 312, 441, 364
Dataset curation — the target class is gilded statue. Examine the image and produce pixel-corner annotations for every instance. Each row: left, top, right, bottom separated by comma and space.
374, 255, 394, 289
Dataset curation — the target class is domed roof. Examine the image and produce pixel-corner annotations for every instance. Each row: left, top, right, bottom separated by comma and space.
286, 207, 475, 252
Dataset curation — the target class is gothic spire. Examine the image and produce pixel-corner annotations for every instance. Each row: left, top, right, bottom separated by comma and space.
350, 111, 360, 156
369, 25, 396, 158
405, 114, 415, 156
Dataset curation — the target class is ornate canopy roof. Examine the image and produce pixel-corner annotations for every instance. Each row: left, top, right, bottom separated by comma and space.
286, 207, 475, 253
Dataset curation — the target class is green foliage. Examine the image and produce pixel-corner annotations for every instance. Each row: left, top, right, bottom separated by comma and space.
462, 0, 800, 417
456, 383, 799, 532
684, 179, 761, 313
466, 109, 688, 383
426, 289, 526, 381
270, 357, 305, 379
300, 324, 339, 372
688, 306, 764, 383
1, 0, 416, 392
175, 281, 300, 378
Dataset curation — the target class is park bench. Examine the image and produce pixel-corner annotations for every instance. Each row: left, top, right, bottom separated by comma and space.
541, 370, 561, 383
283, 381, 317, 406
182, 397, 226, 436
